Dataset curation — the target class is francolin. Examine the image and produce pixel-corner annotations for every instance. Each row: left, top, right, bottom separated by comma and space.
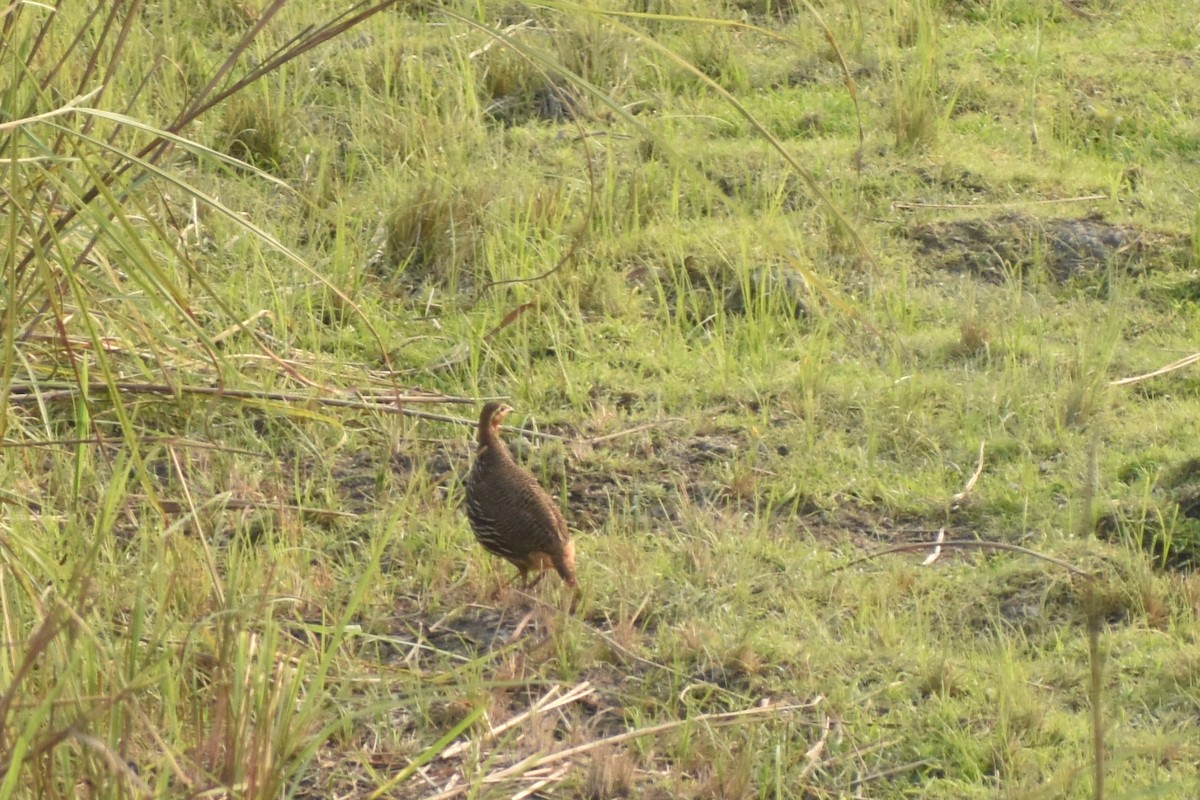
465, 402, 578, 593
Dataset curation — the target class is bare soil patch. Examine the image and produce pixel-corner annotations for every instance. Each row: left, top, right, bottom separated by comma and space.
909, 213, 1190, 282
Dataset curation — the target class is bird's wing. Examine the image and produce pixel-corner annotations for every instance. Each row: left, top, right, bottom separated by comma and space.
499, 468, 571, 550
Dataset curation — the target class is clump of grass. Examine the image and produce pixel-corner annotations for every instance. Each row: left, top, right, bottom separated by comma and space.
957, 314, 992, 357
479, 42, 587, 125
192, 0, 259, 31
1058, 321, 1119, 431
368, 177, 496, 291
583, 745, 638, 797
552, 13, 637, 93
220, 92, 288, 171
685, 28, 750, 92
480, 44, 543, 100
889, 0, 941, 150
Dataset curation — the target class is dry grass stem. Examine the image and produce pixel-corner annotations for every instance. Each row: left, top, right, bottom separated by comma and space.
1110, 351, 1200, 386
951, 440, 986, 503
920, 527, 947, 566
798, 715, 834, 781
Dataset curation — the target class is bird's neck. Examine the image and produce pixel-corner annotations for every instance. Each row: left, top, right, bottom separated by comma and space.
477, 426, 511, 462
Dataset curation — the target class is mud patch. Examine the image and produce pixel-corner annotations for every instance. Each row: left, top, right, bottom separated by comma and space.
386, 600, 545, 662
909, 213, 1189, 282
568, 471, 638, 528
566, 427, 831, 528
640, 259, 811, 322
569, 431, 750, 525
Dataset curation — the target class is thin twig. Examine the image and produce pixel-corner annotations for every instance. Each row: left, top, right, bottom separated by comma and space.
513, 700, 811, 768
483, 302, 536, 341
1061, 0, 1100, 19
1086, 587, 1107, 800
850, 758, 934, 787
151, 497, 356, 517
820, 736, 900, 769
455, 412, 685, 445
834, 539, 1093, 578
508, 589, 753, 703
893, 194, 1106, 210
506, 608, 538, 643
585, 419, 685, 445
367, 627, 475, 665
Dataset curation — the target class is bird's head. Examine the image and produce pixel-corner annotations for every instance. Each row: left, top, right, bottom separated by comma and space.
477, 401, 513, 443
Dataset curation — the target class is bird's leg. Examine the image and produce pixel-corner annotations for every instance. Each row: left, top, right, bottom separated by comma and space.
562, 584, 582, 615
526, 569, 547, 590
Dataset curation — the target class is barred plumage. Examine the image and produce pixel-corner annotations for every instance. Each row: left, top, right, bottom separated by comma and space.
464, 402, 577, 590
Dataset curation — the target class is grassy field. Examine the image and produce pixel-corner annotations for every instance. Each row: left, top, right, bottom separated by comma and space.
2, 0, 1200, 797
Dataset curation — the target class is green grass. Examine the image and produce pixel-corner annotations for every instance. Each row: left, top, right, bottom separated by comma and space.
2, 0, 1200, 796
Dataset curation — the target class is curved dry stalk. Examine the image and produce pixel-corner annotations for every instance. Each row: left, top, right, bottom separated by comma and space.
1110, 351, 1200, 387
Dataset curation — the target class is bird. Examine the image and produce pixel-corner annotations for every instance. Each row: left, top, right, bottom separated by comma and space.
465, 401, 578, 593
